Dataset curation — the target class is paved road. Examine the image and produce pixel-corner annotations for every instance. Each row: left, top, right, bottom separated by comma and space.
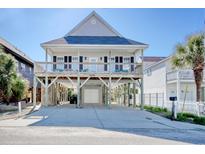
0, 104, 205, 144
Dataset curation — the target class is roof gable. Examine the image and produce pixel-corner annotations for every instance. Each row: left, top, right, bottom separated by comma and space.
66, 11, 121, 37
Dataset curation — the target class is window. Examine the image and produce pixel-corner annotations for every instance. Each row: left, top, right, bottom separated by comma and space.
30, 67, 33, 73
72, 56, 78, 71
110, 57, 115, 62
56, 56, 64, 71
72, 56, 78, 61
123, 57, 130, 63
57, 57, 64, 62
146, 69, 152, 76
21, 63, 25, 70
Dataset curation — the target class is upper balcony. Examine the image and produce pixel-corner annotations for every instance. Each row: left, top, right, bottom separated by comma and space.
34, 61, 143, 78
166, 69, 205, 82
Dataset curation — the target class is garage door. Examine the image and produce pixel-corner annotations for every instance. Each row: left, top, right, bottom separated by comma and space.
84, 89, 99, 103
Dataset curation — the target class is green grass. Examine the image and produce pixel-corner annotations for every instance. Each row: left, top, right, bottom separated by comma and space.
136, 105, 205, 126
176, 112, 205, 125
143, 105, 171, 118
144, 105, 167, 112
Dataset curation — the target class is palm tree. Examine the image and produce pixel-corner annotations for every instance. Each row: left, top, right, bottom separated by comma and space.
172, 33, 205, 103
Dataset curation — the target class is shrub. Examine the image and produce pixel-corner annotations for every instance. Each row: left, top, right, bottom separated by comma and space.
144, 105, 168, 113
177, 113, 187, 121
0, 50, 17, 102
181, 112, 197, 119
10, 77, 29, 102
193, 116, 205, 125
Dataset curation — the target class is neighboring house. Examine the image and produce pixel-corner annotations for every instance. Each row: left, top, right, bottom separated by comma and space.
144, 56, 205, 113
33, 11, 148, 107
144, 56, 166, 69
0, 37, 34, 102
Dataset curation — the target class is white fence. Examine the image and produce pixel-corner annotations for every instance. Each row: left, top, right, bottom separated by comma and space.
144, 93, 165, 108
144, 92, 205, 114
167, 101, 205, 115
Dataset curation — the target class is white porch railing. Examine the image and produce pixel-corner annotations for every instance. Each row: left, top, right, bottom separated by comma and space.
34, 61, 143, 76
167, 69, 205, 81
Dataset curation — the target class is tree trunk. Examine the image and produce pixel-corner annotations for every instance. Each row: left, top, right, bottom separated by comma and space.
193, 69, 203, 102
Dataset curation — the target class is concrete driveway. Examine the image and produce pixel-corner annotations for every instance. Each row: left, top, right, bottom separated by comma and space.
0, 103, 204, 129
1, 104, 205, 144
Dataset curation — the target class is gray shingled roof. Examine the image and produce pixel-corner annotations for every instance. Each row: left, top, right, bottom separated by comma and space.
42, 36, 147, 46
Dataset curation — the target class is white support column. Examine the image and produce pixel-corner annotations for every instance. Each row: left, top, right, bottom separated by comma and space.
45, 48, 48, 106
133, 82, 136, 108
45, 77, 48, 106
33, 75, 37, 108
108, 50, 112, 107
140, 49, 144, 110
128, 82, 131, 106
77, 48, 81, 108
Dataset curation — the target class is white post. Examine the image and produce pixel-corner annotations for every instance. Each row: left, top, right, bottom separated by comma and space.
133, 82, 136, 108
45, 49, 48, 106
140, 49, 144, 110
18, 101, 22, 115
108, 50, 112, 107
33, 75, 37, 108
77, 48, 80, 108
128, 82, 130, 106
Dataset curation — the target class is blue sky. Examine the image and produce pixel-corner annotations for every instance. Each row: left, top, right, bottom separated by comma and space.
0, 8, 204, 61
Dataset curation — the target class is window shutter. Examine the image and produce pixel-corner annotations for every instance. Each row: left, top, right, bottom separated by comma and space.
120, 56, 123, 63
53, 56, 56, 70
68, 56, 72, 62
79, 56, 83, 71
131, 56, 134, 63
68, 56, 72, 70
104, 56, 108, 71
64, 56, 68, 69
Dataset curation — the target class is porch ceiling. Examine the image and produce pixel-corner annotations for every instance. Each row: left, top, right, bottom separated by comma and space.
46, 47, 142, 56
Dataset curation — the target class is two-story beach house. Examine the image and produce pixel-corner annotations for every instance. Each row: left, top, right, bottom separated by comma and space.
0, 37, 35, 102
33, 11, 148, 107
144, 56, 205, 114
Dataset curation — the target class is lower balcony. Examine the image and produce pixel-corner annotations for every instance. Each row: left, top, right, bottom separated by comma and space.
166, 69, 205, 82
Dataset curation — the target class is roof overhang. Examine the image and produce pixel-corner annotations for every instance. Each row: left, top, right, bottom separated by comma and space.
41, 44, 148, 55
41, 43, 148, 50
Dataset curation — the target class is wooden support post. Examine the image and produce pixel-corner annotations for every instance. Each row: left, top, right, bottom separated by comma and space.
33, 75, 37, 108
133, 82, 136, 108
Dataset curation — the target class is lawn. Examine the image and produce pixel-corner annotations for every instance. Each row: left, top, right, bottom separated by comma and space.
142, 105, 205, 126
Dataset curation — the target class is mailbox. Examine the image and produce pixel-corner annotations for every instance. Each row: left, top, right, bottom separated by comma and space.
169, 96, 177, 101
